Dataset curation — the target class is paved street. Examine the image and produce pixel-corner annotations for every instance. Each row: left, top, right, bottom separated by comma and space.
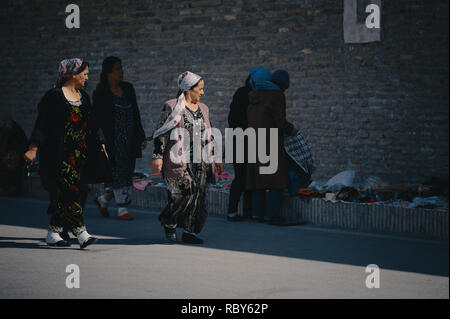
0, 196, 448, 299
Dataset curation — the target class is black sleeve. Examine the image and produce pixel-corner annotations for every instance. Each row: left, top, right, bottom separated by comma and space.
228, 88, 248, 129
91, 89, 106, 143
269, 93, 297, 136
128, 83, 146, 142
11, 121, 29, 153
29, 91, 53, 147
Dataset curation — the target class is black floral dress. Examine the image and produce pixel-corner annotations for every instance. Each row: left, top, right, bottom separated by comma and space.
153, 105, 211, 234
48, 97, 89, 235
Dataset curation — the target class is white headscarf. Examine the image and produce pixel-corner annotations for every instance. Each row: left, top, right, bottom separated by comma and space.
152, 71, 202, 140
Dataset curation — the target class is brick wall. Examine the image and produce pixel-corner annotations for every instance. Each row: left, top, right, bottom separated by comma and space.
1, 0, 448, 185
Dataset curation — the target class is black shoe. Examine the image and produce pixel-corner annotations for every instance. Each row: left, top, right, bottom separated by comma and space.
164, 227, 177, 243
251, 217, 265, 223
80, 237, 98, 249
243, 211, 252, 219
60, 231, 71, 242
227, 214, 245, 222
267, 217, 307, 226
181, 232, 203, 244
47, 240, 70, 247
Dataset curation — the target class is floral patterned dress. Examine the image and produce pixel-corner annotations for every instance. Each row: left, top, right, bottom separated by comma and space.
153, 105, 211, 234
48, 95, 89, 235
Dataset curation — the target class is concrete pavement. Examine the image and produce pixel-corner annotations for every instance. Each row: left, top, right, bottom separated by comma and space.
0, 195, 448, 298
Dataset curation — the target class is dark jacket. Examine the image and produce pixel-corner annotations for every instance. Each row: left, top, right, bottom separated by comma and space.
246, 90, 297, 190
92, 81, 146, 165
228, 85, 251, 129
228, 85, 251, 164
0, 119, 28, 157
0, 119, 28, 194
29, 88, 108, 192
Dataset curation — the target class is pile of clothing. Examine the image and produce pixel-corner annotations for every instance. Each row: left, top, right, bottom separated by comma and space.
213, 171, 234, 190
131, 169, 165, 191
296, 170, 449, 211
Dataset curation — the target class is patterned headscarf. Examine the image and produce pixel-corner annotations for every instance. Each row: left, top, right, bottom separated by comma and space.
152, 71, 203, 140
55, 58, 83, 88
178, 71, 202, 92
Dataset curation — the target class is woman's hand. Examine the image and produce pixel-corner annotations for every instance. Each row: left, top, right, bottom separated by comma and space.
24, 147, 38, 163
215, 162, 224, 175
141, 140, 147, 150
101, 144, 109, 160
152, 158, 163, 173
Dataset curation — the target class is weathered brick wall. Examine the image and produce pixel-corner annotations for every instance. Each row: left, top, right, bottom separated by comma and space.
1, 0, 448, 185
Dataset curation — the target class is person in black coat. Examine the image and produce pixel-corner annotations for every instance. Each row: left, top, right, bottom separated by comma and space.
226, 74, 252, 221
0, 110, 28, 196
25, 58, 104, 248
92, 56, 146, 220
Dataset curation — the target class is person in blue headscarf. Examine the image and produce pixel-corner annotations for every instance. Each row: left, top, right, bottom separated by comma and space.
246, 68, 298, 225
270, 70, 290, 92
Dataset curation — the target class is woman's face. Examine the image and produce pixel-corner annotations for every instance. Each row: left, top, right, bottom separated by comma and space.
108, 61, 123, 83
72, 66, 89, 88
187, 80, 205, 103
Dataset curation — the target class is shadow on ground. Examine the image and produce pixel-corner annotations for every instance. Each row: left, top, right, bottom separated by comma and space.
1, 195, 448, 277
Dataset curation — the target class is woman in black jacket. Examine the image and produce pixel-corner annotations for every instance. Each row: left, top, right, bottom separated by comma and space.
25, 58, 103, 248
92, 56, 146, 220
226, 74, 252, 221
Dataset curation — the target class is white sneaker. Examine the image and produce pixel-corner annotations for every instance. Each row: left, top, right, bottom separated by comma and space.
77, 231, 98, 249
118, 207, 134, 220
97, 195, 109, 208
46, 231, 70, 247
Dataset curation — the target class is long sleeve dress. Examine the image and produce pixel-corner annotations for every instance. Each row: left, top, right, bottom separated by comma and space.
92, 82, 146, 207
153, 104, 212, 234
30, 88, 105, 235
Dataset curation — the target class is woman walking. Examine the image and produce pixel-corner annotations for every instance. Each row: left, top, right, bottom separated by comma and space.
25, 58, 102, 248
151, 71, 223, 244
92, 56, 147, 220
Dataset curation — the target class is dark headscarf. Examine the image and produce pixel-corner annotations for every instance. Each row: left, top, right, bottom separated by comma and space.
249, 67, 280, 91
270, 70, 290, 90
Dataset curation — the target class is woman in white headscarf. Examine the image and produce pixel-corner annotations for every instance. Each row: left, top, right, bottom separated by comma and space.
151, 71, 223, 244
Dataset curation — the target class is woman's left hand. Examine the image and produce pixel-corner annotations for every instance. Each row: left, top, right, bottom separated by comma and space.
141, 140, 147, 150
215, 162, 224, 175
101, 144, 109, 160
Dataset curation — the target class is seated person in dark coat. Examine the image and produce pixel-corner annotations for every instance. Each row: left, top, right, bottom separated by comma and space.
0, 110, 28, 196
